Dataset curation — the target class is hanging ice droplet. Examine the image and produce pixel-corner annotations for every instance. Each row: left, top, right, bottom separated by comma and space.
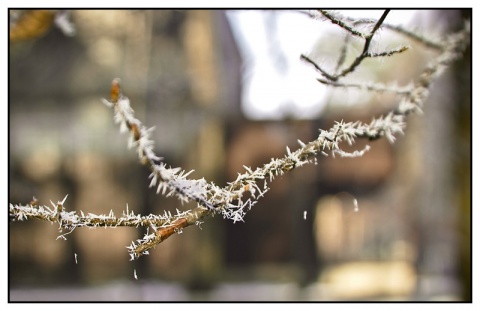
353, 198, 359, 212
134, 268, 138, 280
303, 210, 307, 220
74, 253, 78, 264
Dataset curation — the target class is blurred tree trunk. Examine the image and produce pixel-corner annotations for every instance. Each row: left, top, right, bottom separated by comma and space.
453, 10, 471, 302
412, 10, 471, 300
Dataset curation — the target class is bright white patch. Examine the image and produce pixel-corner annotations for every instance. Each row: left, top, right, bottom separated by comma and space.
353, 198, 359, 212
226, 10, 417, 120
227, 10, 327, 120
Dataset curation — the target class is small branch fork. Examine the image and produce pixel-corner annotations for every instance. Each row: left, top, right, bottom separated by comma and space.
9, 13, 470, 260
301, 10, 393, 82
335, 9, 391, 79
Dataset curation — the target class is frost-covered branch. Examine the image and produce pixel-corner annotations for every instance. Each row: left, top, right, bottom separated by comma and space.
9, 197, 184, 232
301, 10, 395, 82
303, 9, 443, 50
9, 13, 470, 260
103, 79, 217, 211
316, 78, 413, 95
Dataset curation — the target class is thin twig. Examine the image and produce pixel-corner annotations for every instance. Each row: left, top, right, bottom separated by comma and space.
318, 10, 366, 38
334, 33, 351, 74
382, 23, 443, 50
300, 54, 337, 81
365, 45, 409, 58
316, 78, 413, 95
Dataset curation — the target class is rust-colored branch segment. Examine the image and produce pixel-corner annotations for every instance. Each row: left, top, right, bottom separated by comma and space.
131, 207, 211, 258
157, 218, 189, 241
132, 219, 188, 257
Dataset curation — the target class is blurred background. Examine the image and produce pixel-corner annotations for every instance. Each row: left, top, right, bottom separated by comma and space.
8, 9, 471, 301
